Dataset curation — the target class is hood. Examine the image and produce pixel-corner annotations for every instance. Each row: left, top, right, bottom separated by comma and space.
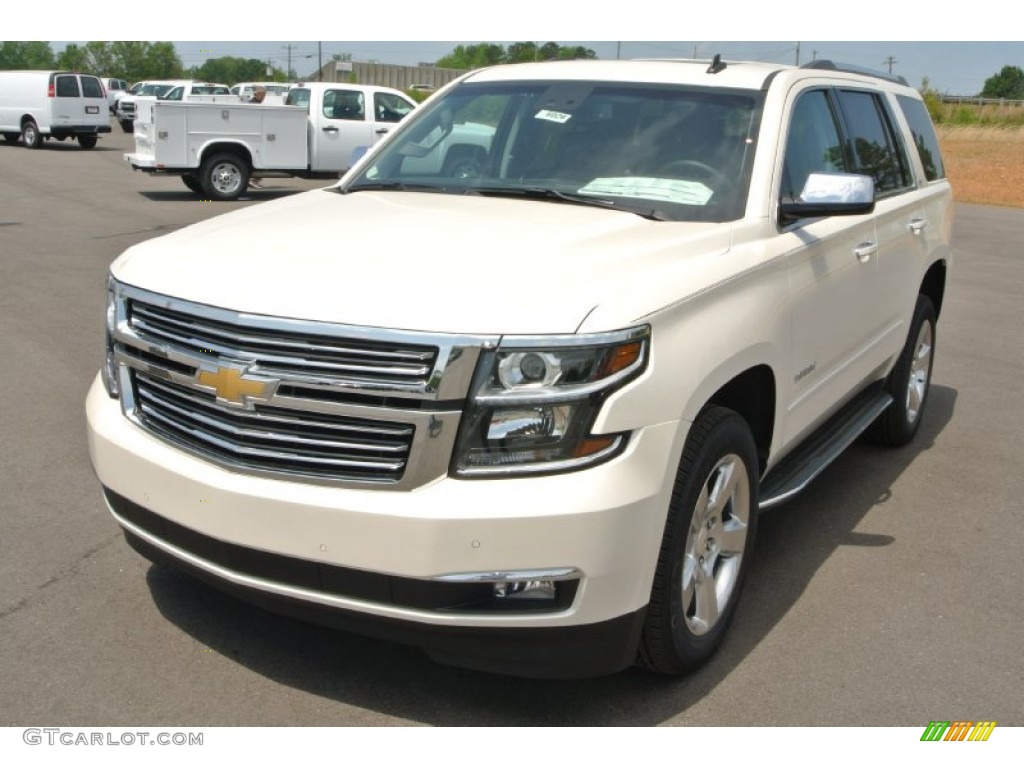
112, 188, 734, 335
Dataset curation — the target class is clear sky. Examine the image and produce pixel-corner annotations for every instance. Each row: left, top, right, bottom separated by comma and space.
19, 0, 1024, 96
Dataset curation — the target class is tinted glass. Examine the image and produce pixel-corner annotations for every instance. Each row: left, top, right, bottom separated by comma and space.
347, 80, 762, 223
836, 90, 911, 195
374, 92, 414, 123
782, 89, 847, 198
324, 89, 365, 120
81, 77, 103, 98
56, 75, 80, 97
897, 95, 945, 181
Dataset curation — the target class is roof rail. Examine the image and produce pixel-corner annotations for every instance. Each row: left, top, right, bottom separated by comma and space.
801, 59, 909, 87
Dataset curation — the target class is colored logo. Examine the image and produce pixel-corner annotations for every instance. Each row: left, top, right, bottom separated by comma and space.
920, 721, 996, 741
197, 365, 277, 408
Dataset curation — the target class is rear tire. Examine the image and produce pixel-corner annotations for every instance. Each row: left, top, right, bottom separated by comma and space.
869, 295, 936, 446
199, 153, 250, 201
119, 119, 134, 133
2, 133, 20, 143
638, 406, 759, 675
78, 134, 98, 149
22, 119, 42, 149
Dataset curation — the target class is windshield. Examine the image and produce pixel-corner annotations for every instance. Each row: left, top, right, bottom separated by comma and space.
139, 83, 176, 97
344, 80, 762, 222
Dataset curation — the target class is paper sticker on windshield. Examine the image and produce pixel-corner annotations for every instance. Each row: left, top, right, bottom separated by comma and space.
580, 177, 714, 206
535, 109, 572, 124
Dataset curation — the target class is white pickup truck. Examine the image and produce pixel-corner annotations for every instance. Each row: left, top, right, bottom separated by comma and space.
125, 82, 422, 199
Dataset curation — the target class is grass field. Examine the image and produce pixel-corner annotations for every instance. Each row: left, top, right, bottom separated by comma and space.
938, 125, 1024, 208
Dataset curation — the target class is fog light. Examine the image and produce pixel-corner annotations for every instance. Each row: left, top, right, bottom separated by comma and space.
494, 579, 558, 600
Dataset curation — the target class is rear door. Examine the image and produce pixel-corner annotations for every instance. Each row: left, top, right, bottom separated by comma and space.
79, 75, 108, 127
311, 86, 376, 171
51, 73, 83, 128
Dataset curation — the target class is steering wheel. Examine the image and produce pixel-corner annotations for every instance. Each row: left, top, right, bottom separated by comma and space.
661, 160, 736, 198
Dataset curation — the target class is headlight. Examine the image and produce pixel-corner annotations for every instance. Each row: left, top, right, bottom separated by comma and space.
453, 326, 649, 476
102, 276, 120, 397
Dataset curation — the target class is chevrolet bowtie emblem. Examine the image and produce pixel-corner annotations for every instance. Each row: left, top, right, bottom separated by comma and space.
196, 365, 277, 408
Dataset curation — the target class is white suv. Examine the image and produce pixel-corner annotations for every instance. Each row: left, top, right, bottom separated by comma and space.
87, 58, 951, 678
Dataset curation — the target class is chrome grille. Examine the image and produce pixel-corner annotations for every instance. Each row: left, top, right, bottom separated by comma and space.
133, 372, 414, 482
110, 282, 495, 489
128, 299, 437, 388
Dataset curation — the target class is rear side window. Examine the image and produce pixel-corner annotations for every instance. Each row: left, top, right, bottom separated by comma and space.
835, 90, 912, 196
896, 95, 945, 181
81, 76, 104, 98
55, 75, 80, 97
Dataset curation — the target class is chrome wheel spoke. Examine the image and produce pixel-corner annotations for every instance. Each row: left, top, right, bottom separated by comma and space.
692, 565, 720, 632
716, 522, 748, 556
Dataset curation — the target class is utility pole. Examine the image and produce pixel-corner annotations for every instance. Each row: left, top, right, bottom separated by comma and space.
283, 44, 297, 78
795, 42, 801, 66
884, 55, 897, 74
317, 42, 322, 81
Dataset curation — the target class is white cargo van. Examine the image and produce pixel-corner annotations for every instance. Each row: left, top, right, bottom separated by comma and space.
0, 70, 112, 149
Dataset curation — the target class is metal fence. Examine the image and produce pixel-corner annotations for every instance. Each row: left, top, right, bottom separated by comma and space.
306, 61, 468, 92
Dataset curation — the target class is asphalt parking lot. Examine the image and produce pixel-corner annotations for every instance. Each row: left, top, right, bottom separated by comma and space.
0, 125, 1021, 727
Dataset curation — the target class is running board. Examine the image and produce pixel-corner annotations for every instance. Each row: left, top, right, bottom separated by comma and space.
759, 386, 893, 510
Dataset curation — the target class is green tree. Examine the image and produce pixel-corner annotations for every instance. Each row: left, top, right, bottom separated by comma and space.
189, 56, 283, 84
107, 41, 183, 82
57, 42, 116, 75
980, 65, 1024, 100
0, 41, 56, 69
435, 43, 505, 69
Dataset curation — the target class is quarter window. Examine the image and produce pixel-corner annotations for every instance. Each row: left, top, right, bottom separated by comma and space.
374, 92, 414, 123
897, 95, 945, 181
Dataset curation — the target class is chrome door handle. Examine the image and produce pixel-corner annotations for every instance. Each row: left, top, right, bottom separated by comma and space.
854, 241, 877, 263
322, 126, 338, 133
375, 127, 390, 135
909, 218, 928, 234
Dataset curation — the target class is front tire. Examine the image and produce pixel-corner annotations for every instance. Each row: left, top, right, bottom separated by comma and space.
22, 119, 42, 149
870, 295, 936, 446
199, 153, 250, 201
638, 406, 759, 675
119, 119, 134, 133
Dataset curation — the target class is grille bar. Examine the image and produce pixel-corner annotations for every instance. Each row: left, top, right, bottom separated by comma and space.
134, 373, 412, 479
129, 300, 437, 384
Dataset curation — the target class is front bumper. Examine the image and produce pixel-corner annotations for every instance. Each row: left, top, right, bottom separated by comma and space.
86, 374, 685, 677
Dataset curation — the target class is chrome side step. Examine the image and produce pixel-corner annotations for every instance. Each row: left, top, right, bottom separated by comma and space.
759, 386, 893, 510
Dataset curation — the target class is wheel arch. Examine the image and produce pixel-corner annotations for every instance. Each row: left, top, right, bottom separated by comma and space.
198, 140, 253, 170
920, 260, 947, 319
704, 364, 777, 475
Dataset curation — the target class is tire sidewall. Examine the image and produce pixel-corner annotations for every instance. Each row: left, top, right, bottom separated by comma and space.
878, 296, 937, 445
200, 154, 250, 201
22, 120, 41, 149
642, 407, 760, 674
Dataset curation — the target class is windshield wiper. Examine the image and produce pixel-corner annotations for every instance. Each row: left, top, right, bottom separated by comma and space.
339, 181, 447, 194
472, 186, 670, 221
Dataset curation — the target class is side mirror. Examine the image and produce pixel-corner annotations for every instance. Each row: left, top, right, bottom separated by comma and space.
780, 172, 875, 220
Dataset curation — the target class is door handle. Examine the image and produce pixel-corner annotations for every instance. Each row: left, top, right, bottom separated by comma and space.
854, 241, 877, 263
909, 218, 928, 234
375, 128, 390, 135
322, 126, 338, 133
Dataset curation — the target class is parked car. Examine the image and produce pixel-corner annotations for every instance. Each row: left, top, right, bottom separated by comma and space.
103, 77, 130, 115
230, 82, 293, 103
0, 70, 111, 148
116, 80, 180, 132
89, 58, 952, 678
125, 82, 420, 199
